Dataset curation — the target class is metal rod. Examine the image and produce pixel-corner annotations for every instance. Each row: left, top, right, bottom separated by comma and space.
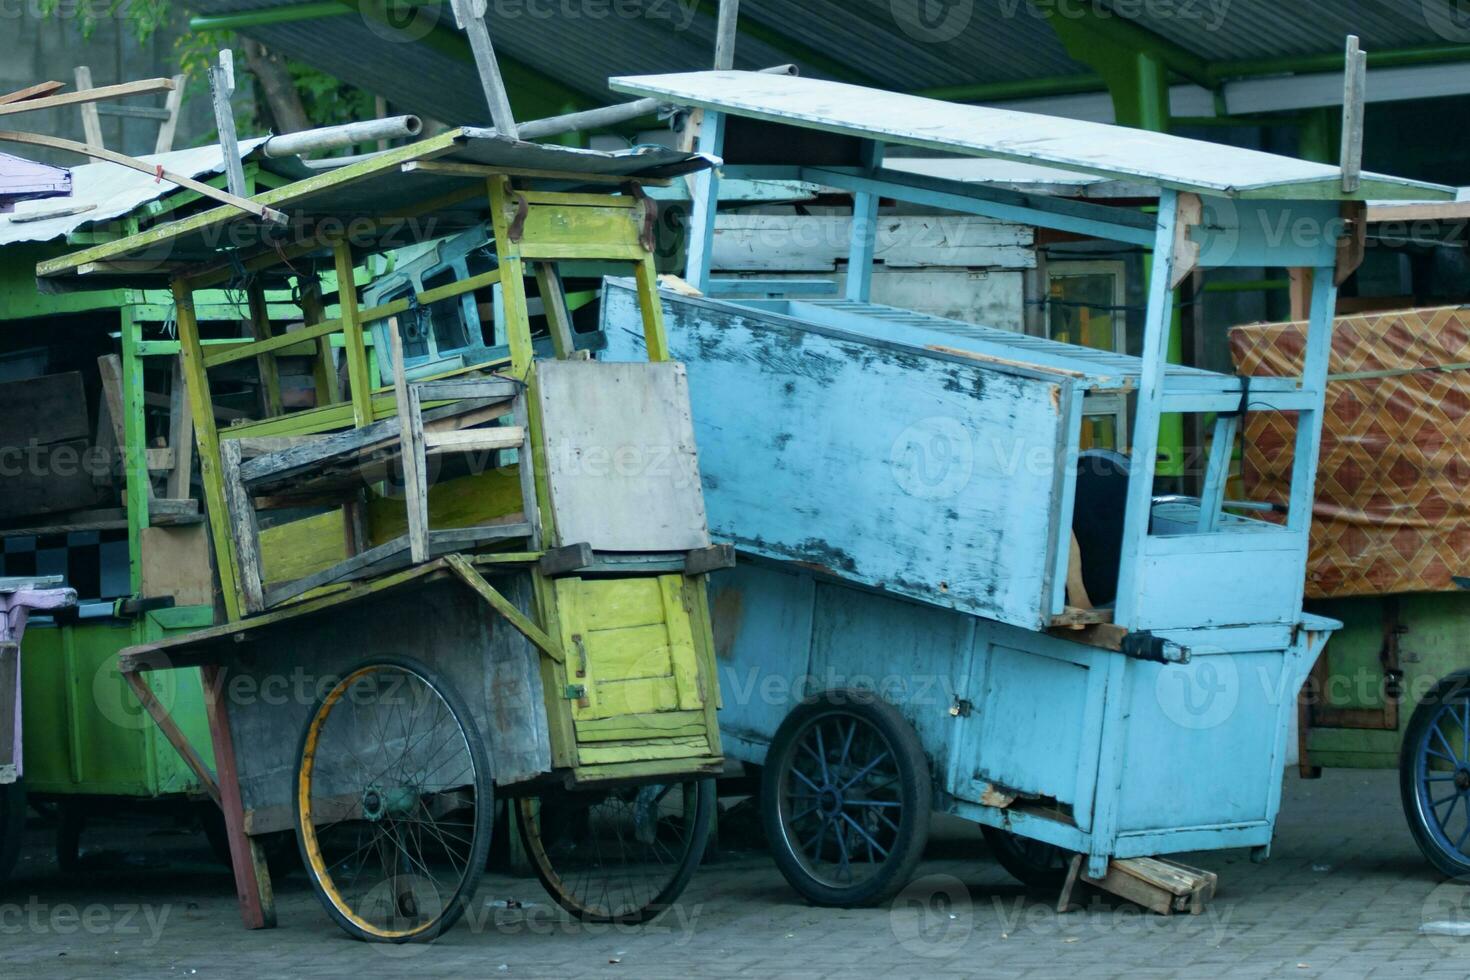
516, 64, 797, 142
714, 0, 740, 71
262, 115, 422, 158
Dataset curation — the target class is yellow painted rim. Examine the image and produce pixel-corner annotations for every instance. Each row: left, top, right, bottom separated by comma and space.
298, 664, 442, 941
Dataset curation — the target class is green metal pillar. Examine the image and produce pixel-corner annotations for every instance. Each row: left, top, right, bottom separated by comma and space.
1043, 11, 1185, 477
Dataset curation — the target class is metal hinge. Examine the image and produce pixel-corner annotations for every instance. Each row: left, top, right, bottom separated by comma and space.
564, 684, 587, 700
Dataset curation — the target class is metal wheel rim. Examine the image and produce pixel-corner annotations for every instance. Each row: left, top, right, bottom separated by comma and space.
298, 663, 483, 941
776, 711, 905, 890
1414, 690, 1470, 862
518, 781, 701, 923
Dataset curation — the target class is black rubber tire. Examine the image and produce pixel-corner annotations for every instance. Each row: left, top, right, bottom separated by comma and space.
517, 777, 715, 924
294, 656, 493, 943
760, 689, 931, 908
980, 824, 1073, 889
1401, 669, 1470, 878
0, 780, 24, 889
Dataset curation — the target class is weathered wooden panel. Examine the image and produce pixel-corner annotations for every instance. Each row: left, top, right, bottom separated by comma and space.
0, 372, 89, 448
602, 281, 1077, 630
712, 213, 1034, 271
535, 360, 710, 554
222, 575, 550, 832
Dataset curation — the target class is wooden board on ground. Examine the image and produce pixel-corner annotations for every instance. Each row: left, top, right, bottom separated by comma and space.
1059, 854, 1219, 915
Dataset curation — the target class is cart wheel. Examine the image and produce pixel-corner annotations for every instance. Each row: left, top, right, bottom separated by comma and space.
761, 690, 931, 908
0, 781, 24, 888
295, 657, 493, 943
516, 777, 714, 924
1401, 670, 1470, 878
980, 825, 1072, 888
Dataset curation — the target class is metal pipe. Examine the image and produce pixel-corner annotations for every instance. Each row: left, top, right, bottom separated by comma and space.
263, 115, 422, 158
516, 64, 797, 142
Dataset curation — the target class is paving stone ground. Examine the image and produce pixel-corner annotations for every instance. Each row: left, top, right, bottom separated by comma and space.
1, 769, 1465, 978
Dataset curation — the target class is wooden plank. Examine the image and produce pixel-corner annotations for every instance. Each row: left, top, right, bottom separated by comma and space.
246, 281, 284, 417
333, 241, 374, 427
0, 81, 64, 107
166, 355, 194, 500
262, 535, 413, 608
238, 415, 399, 485
153, 73, 185, 154
0, 130, 285, 224
1339, 36, 1366, 195
73, 67, 104, 150
684, 544, 735, 577
389, 317, 429, 564
123, 671, 220, 806
139, 525, 213, 607
0, 76, 174, 117
413, 379, 518, 403
423, 427, 525, 454
444, 555, 564, 663
199, 664, 276, 928
219, 440, 265, 615
0, 372, 90, 447
297, 277, 339, 406
538, 542, 593, 576
534, 263, 576, 359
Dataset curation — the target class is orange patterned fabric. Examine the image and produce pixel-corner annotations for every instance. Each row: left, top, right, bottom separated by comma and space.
1229, 306, 1470, 599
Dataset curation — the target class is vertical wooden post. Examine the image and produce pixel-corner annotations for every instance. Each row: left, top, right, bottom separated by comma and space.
332, 242, 374, 427
118, 308, 150, 594
713, 0, 741, 70
845, 140, 886, 304
199, 665, 275, 929
166, 353, 195, 501
153, 73, 186, 154
532, 263, 576, 360
1111, 189, 1180, 628
388, 317, 429, 564
74, 66, 104, 150
297, 276, 339, 407
634, 255, 671, 363
246, 281, 284, 417
1287, 267, 1340, 539
173, 277, 243, 620
487, 177, 535, 379
683, 112, 725, 294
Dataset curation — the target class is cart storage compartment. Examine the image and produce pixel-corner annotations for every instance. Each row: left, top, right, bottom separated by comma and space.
601, 280, 1135, 632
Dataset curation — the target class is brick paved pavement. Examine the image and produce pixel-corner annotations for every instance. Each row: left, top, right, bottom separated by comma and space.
1, 769, 1465, 978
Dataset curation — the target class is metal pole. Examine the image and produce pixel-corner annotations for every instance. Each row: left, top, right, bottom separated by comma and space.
262, 115, 422, 157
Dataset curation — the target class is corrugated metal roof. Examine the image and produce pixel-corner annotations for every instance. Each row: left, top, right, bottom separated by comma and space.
0, 153, 70, 200
611, 70, 1455, 199
35, 131, 713, 288
187, 0, 1465, 127
0, 138, 273, 247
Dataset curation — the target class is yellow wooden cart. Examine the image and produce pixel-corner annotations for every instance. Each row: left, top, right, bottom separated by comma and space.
36, 130, 728, 943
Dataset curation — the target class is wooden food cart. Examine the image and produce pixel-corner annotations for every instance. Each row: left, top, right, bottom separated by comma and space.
597, 69, 1455, 909
37, 130, 729, 942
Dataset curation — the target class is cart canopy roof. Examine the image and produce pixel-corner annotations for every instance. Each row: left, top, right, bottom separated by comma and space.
36, 129, 713, 291
610, 71, 1455, 203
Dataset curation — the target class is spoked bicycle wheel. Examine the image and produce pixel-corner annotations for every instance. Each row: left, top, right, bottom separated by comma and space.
295, 657, 493, 943
1402, 670, 1470, 878
980, 825, 1073, 889
761, 690, 931, 908
516, 777, 715, 924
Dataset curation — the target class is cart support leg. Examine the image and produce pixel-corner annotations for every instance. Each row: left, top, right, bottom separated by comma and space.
200, 665, 276, 929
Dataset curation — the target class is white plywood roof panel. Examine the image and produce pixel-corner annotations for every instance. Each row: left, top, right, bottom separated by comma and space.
610, 71, 1455, 202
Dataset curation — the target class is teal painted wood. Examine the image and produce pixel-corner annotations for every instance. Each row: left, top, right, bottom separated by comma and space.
709, 558, 1324, 868
603, 280, 1083, 632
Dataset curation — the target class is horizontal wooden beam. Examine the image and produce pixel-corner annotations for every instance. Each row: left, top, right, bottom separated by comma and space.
0, 77, 173, 116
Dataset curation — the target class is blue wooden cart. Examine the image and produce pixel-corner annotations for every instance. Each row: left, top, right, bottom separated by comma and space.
599, 70, 1456, 907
